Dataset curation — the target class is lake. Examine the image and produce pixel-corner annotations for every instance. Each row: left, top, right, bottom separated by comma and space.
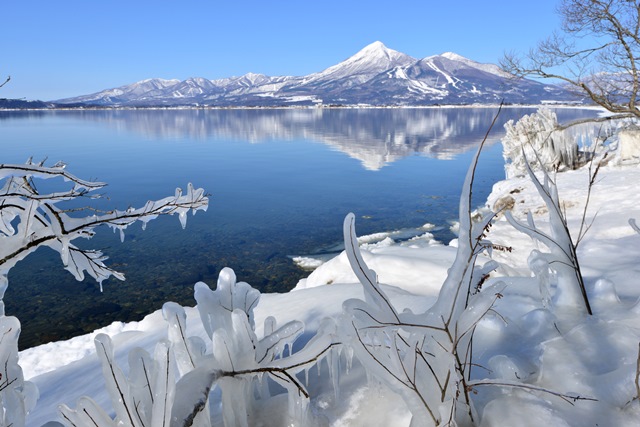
0, 107, 599, 347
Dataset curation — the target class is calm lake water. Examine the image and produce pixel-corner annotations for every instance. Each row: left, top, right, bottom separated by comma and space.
0, 107, 599, 347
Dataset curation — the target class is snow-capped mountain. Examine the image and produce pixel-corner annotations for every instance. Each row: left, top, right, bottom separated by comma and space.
298, 41, 417, 89
55, 42, 577, 107
62, 78, 181, 105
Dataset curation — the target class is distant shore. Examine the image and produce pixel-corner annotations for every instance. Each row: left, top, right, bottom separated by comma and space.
0, 102, 597, 112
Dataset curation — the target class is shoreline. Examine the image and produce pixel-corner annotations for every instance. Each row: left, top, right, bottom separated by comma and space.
0, 103, 600, 112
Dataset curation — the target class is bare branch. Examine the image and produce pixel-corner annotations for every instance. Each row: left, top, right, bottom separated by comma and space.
468, 379, 598, 405
502, 0, 640, 119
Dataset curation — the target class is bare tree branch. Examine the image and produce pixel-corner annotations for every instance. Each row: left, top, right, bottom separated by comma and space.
502, 0, 640, 124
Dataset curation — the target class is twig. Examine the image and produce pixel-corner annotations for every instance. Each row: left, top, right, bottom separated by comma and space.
468, 379, 598, 405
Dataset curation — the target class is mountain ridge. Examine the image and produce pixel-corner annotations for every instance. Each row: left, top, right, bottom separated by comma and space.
54, 41, 579, 107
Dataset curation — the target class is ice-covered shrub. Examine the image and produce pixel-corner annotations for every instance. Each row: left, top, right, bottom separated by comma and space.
505, 157, 592, 315
339, 135, 506, 426
341, 216, 502, 426
60, 267, 341, 427
0, 300, 38, 427
169, 269, 341, 426
502, 108, 579, 178
0, 160, 208, 425
59, 334, 177, 427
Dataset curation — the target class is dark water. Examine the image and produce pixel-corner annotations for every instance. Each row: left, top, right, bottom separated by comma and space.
0, 107, 599, 348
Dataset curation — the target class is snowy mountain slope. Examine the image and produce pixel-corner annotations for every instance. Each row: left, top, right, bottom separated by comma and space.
166, 77, 220, 99
288, 41, 418, 95
62, 78, 181, 105
54, 42, 578, 107
440, 51, 512, 78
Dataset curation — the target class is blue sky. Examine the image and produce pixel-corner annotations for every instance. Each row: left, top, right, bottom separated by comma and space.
3, 0, 562, 101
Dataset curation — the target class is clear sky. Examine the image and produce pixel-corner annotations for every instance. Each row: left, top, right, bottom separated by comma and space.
2, 0, 562, 101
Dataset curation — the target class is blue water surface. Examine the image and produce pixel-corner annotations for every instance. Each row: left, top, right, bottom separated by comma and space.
0, 107, 599, 347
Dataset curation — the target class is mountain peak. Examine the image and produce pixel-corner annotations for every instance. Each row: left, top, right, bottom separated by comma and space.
437, 52, 512, 77
350, 41, 410, 63
311, 41, 416, 82
440, 52, 468, 62
360, 40, 388, 52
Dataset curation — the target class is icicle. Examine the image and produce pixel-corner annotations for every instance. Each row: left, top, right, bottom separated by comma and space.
0, 273, 7, 300
345, 345, 354, 375
287, 385, 309, 426
326, 346, 341, 400
178, 210, 187, 229
257, 371, 270, 400
264, 316, 276, 336
60, 236, 70, 266
119, 227, 125, 243
0, 273, 7, 316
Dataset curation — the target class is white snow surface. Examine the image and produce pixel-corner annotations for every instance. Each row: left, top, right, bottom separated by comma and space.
439, 52, 512, 78
20, 159, 640, 426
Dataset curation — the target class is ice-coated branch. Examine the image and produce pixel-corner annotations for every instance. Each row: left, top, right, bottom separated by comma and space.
505, 152, 592, 315
337, 107, 526, 427
0, 160, 106, 191
62, 268, 341, 427
343, 213, 399, 321
0, 161, 207, 426
60, 334, 177, 427
340, 148, 502, 425
0, 315, 38, 426
0, 161, 208, 292
467, 379, 597, 405
217, 339, 341, 398
501, 108, 586, 179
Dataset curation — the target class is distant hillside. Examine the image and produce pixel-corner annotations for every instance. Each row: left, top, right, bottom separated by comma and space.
54, 41, 581, 108
0, 98, 52, 109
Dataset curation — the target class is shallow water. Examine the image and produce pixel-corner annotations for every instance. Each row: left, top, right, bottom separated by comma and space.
0, 107, 599, 347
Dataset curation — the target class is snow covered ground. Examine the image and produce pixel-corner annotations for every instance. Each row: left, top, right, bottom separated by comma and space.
19, 152, 640, 426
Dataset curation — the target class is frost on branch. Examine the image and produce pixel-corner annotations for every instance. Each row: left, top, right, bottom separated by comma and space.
504, 156, 592, 315
59, 334, 177, 427
502, 108, 580, 178
170, 268, 341, 427
0, 160, 207, 427
0, 311, 38, 427
61, 268, 341, 427
340, 132, 504, 426
0, 160, 208, 294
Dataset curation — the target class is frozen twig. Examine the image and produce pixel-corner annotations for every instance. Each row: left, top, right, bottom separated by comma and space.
468, 379, 598, 405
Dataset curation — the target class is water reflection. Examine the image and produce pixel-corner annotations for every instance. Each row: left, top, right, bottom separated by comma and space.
5, 108, 560, 169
